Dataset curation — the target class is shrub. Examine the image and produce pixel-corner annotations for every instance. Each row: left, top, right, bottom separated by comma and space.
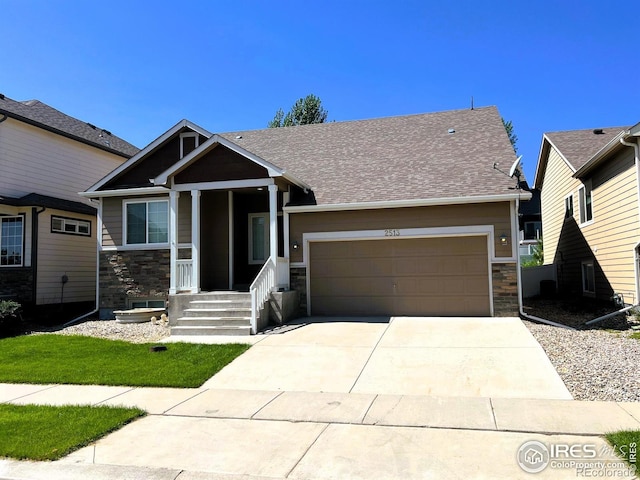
0, 300, 21, 320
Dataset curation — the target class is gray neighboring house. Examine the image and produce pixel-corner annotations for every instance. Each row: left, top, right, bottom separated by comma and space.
0, 94, 138, 317
83, 106, 529, 334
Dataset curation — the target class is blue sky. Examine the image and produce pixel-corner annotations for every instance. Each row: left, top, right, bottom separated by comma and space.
2, 0, 637, 182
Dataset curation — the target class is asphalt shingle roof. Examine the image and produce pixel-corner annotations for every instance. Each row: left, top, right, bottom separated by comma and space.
545, 126, 629, 171
220, 106, 518, 205
0, 94, 138, 157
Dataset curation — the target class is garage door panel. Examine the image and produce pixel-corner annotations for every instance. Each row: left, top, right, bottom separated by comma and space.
310, 236, 490, 316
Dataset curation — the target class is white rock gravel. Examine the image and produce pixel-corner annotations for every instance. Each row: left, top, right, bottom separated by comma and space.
32, 319, 170, 344
524, 320, 640, 401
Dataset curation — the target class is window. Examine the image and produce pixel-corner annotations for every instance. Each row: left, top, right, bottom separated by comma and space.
248, 213, 270, 264
180, 132, 199, 159
582, 261, 595, 296
565, 194, 574, 218
0, 216, 24, 266
124, 200, 169, 245
130, 299, 166, 309
579, 181, 593, 224
51, 216, 91, 236
524, 221, 542, 240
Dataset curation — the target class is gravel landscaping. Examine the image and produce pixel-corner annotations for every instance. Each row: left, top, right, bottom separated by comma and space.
30, 318, 170, 344
524, 297, 640, 402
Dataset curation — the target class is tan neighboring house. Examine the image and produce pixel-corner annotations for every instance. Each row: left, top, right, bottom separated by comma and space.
534, 123, 640, 304
83, 106, 528, 334
0, 94, 138, 317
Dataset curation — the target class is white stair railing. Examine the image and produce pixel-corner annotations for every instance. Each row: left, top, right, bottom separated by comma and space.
249, 256, 276, 334
176, 260, 193, 291
276, 256, 290, 289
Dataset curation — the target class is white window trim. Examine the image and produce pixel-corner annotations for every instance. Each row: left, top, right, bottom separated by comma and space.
123, 199, 170, 247
180, 132, 200, 159
578, 181, 594, 226
129, 299, 166, 309
0, 215, 24, 268
581, 260, 596, 297
248, 212, 270, 265
51, 215, 91, 237
564, 193, 574, 219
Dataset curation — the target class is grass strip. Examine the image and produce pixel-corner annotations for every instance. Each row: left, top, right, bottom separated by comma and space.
0, 335, 249, 387
605, 430, 639, 470
0, 403, 144, 461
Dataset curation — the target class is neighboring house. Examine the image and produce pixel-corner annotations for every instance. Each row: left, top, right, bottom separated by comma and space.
0, 94, 138, 316
534, 123, 640, 304
83, 106, 528, 334
518, 187, 542, 262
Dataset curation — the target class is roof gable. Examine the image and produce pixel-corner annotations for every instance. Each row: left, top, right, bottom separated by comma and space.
89, 120, 211, 191
0, 94, 138, 157
534, 126, 631, 188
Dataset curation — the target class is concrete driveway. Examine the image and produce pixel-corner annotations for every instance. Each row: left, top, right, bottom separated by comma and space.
204, 316, 572, 399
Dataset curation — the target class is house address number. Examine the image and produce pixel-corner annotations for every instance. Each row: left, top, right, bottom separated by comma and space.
384, 229, 400, 237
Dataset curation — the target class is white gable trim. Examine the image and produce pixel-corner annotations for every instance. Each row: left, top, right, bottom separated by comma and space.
85, 119, 212, 193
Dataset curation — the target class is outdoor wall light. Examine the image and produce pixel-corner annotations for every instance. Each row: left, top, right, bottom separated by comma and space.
292, 241, 299, 250
500, 234, 509, 246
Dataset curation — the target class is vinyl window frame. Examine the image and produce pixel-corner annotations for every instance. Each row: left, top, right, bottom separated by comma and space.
123, 199, 169, 247
129, 299, 166, 309
51, 215, 91, 237
564, 193, 574, 219
0, 215, 24, 267
581, 260, 596, 297
578, 180, 594, 226
248, 212, 270, 265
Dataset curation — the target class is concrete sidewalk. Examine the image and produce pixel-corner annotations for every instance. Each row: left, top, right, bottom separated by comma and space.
1, 383, 639, 479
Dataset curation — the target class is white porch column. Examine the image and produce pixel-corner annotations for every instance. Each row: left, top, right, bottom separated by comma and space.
228, 191, 234, 289
268, 184, 278, 260
169, 191, 179, 294
283, 190, 290, 259
191, 189, 201, 293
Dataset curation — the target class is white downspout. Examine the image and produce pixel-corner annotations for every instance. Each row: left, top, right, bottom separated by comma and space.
516, 196, 575, 330
620, 137, 640, 303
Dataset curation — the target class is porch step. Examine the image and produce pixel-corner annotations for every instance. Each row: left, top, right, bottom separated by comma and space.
183, 308, 251, 318
175, 317, 251, 327
169, 291, 254, 337
170, 325, 251, 336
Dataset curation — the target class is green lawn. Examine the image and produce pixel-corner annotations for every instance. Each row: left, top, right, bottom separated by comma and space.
0, 335, 249, 387
630, 332, 640, 340
605, 430, 639, 470
0, 403, 144, 460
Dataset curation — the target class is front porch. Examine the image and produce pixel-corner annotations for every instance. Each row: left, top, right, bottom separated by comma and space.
168, 183, 294, 334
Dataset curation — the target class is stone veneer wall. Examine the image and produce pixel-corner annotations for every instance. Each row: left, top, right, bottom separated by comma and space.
492, 262, 519, 316
290, 267, 307, 316
99, 250, 170, 319
0, 267, 34, 304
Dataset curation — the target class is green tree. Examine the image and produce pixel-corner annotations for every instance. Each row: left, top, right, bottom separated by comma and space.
268, 94, 328, 128
502, 118, 518, 153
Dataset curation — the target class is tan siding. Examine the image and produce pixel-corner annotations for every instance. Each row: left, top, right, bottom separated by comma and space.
178, 193, 192, 244
541, 144, 640, 302
540, 147, 582, 266
36, 209, 96, 304
0, 119, 125, 204
102, 197, 122, 247
289, 202, 512, 264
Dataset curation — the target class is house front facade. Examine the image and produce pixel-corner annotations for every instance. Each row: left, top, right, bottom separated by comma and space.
0, 95, 137, 316
534, 122, 640, 304
84, 106, 527, 333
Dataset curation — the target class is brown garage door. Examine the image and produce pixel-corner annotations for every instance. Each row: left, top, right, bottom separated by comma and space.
309, 236, 490, 316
